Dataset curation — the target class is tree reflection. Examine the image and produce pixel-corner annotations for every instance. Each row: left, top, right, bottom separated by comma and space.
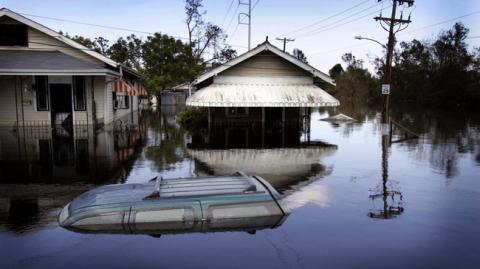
143, 108, 189, 172
330, 101, 480, 179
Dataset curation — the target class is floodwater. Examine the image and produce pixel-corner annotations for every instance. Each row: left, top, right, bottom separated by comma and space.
0, 105, 479, 269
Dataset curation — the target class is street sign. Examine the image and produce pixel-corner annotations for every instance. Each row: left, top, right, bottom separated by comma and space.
382, 84, 390, 95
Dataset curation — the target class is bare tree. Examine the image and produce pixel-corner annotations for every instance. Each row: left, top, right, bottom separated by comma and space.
184, 0, 232, 62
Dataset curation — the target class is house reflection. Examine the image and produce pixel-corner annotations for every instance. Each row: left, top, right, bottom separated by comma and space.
187, 116, 337, 192
0, 112, 147, 233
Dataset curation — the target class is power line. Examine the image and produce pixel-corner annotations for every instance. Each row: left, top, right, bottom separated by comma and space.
280, 0, 372, 37
19, 12, 190, 41
225, 2, 240, 33
228, 23, 241, 44
294, 3, 389, 39
221, 0, 235, 27
252, 0, 261, 10
398, 10, 480, 36
309, 10, 480, 56
309, 42, 372, 56
304, 6, 392, 38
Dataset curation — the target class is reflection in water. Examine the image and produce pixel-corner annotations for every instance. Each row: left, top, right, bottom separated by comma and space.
368, 131, 404, 219
188, 147, 336, 191
0, 112, 146, 233
1, 104, 480, 268
187, 112, 337, 190
186, 111, 338, 215
388, 107, 480, 178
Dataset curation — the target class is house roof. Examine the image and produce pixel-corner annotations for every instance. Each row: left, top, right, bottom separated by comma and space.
0, 8, 139, 78
193, 40, 336, 86
186, 76, 339, 107
0, 50, 119, 75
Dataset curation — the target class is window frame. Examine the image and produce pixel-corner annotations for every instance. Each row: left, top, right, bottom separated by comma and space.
113, 92, 130, 110
124, 95, 130, 109
35, 76, 49, 111
73, 76, 87, 111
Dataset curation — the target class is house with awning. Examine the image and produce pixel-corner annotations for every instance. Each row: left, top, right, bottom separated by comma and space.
186, 39, 339, 125
0, 8, 147, 129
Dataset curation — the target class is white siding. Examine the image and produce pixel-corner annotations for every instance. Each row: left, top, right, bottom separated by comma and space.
220, 51, 309, 77
27, 28, 103, 65
0, 76, 50, 126
92, 76, 106, 124
0, 76, 18, 126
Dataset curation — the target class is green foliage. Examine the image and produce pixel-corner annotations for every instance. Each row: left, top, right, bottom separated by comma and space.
375, 22, 480, 109
60, 31, 109, 54
329, 63, 344, 80
178, 107, 208, 133
142, 33, 203, 96
108, 34, 143, 71
142, 111, 187, 172
332, 53, 379, 104
332, 22, 480, 110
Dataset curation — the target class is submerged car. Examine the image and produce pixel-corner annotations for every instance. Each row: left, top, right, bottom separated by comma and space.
59, 172, 288, 235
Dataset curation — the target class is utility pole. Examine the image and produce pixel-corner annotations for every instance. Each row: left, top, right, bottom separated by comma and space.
276, 37, 295, 52
238, 0, 251, 50
374, 0, 414, 122
369, 0, 413, 220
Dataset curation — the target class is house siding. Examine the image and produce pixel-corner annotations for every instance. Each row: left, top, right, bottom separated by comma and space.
93, 76, 106, 124
0, 76, 50, 127
27, 28, 104, 66
0, 76, 18, 126
0, 12, 143, 129
220, 51, 309, 77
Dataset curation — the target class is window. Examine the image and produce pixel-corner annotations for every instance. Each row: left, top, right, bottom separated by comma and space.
113, 92, 130, 110
0, 24, 28, 46
124, 96, 130, 109
73, 77, 86, 111
35, 76, 49, 111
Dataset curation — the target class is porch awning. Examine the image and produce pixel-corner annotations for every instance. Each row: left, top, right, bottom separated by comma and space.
113, 79, 135, 96
113, 79, 148, 96
137, 84, 148, 96
186, 80, 340, 107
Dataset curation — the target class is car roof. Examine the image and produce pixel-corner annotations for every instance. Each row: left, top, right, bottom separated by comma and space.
69, 176, 266, 212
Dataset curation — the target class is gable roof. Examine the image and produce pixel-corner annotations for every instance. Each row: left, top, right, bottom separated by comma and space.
194, 40, 335, 86
0, 8, 138, 77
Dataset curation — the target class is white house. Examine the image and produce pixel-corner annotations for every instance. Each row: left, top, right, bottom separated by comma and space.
0, 8, 147, 129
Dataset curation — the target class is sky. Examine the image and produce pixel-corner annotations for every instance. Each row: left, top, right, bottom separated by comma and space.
1, 0, 479, 72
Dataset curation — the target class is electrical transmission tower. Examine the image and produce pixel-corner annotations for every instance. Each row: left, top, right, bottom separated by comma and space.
275, 37, 295, 52
238, 0, 251, 50
375, 0, 414, 122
